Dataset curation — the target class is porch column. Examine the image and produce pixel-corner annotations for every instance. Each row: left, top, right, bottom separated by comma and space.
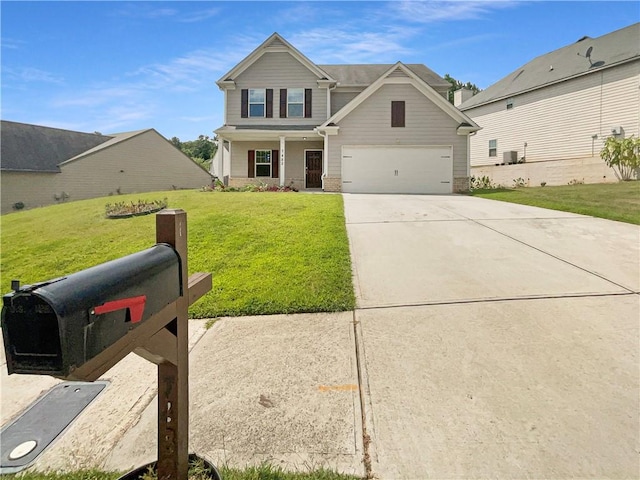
322, 133, 329, 190
279, 135, 286, 187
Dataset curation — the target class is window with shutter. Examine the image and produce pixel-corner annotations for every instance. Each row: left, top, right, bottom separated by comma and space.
255, 150, 271, 177
287, 89, 304, 117
391, 101, 405, 127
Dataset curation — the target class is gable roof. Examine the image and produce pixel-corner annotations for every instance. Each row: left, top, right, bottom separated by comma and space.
1, 121, 114, 172
321, 62, 479, 130
217, 32, 335, 86
318, 64, 450, 89
0, 121, 151, 172
460, 22, 640, 110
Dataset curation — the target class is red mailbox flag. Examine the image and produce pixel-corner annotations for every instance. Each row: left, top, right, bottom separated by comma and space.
93, 295, 147, 323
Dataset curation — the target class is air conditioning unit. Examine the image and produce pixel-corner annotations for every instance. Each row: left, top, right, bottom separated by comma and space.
503, 151, 518, 165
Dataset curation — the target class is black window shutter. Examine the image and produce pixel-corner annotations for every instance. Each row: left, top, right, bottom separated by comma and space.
304, 89, 312, 118
391, 101, 405, 127
248, 150, 255, 178
272, 150, 279, 179
280, 89, 287, 118
241, 89, 249, 118
266, 89, 273, 118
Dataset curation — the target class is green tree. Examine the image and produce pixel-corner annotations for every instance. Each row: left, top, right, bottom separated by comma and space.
600, 135, 640, 181
443, 73, 481, 104
170, 135, 217, 171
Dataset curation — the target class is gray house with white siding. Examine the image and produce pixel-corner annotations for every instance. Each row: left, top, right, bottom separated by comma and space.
1, 121, 212, 213
214, 33, 480, 194
458, 23, 639, 186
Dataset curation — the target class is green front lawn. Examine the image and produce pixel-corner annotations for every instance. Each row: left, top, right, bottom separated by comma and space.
472, 181, 640, 225
0, 191, 355, 318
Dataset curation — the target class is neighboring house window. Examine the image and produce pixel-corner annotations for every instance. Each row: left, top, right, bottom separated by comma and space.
255, 149, 271, 176
391, 101, 405, 127
249, 89, 265, 117
489, 139, 497, 157
288, 88, 304, 117
506, 99, 513, 110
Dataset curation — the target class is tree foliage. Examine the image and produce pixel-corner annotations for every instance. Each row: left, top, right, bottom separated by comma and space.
600, 135, 640, 181
171, 135, 217, 171
443, 73, 481, 104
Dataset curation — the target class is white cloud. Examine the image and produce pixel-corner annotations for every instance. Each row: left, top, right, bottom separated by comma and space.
390, 0, 518, 23
289, 28, 416, 64
179, 8, 220, 23
4, 66, 64, 84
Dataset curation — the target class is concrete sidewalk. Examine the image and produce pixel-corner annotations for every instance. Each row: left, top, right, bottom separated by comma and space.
2, 313, 364, 475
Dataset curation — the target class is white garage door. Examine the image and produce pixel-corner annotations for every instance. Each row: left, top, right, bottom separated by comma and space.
342, 146, 453, 194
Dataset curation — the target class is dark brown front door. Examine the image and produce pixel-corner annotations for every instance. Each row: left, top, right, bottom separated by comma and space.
305, 151, 323, 188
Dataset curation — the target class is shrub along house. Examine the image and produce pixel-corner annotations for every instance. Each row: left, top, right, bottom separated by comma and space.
457, 23, 639, 186
1, 121, 212, 213
213, 33, 480, 194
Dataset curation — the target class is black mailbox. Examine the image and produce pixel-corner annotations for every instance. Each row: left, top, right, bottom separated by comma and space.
1, 244, 181, 377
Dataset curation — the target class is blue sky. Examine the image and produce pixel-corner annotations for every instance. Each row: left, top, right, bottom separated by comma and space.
2, 1, 638, 140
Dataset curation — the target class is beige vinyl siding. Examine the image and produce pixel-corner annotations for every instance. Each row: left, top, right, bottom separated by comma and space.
227, 52, 327, 125
1, 172, 60, 214
1, 130, 211, 213
59, 130, 211, 200
230, 140, 323, 186
466, 61, 640, 167
331, 91, 362, 115
328, 83, 467, 179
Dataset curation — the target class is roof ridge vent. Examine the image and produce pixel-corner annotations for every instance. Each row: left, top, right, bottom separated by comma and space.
576, 35, 590, 43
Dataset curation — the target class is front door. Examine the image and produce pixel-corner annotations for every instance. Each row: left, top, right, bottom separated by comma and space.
305, 150, 323, 188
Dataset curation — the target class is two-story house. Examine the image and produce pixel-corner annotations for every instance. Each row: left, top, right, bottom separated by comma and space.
214, 33, 480, 194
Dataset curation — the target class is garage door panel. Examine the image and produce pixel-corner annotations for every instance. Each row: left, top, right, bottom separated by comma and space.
342, 146, 453, 194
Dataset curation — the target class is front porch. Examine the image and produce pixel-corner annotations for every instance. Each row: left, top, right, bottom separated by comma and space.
214, 126, 327, 191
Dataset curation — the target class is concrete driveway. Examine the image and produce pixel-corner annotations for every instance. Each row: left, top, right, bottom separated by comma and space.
344, 194, 639, 478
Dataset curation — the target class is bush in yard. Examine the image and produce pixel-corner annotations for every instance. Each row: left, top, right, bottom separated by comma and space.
600, 135, 640, 181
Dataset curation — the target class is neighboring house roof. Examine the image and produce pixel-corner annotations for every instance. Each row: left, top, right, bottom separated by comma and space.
318, 64, 450, 89
0, 120, 153, 172
459, 22, 640, 110
321, 62, 479, 131
1, 120, 113, 172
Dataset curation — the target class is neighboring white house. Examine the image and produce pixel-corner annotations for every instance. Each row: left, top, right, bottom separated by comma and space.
214, 33, 480, 194
1, 121, 212, 213
458, 22, 639, 186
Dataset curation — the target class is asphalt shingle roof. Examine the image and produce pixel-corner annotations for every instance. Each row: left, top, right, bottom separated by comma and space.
1, 121, 114, 172
317, 64, 450, 89
459, 23, 640, 110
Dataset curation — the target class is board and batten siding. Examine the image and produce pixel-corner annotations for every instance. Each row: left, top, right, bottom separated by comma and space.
466, 60, 640, 167
227, 52, 327, 126
328, 83, 467, 179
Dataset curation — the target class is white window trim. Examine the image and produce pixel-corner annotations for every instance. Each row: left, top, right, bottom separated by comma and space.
249, 88, 266, 118
287, 88, 304, 118
255, 149, 271, 177
489, 139, 497, 157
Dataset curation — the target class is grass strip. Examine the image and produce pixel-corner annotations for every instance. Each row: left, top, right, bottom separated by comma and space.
472, 181, 640, 224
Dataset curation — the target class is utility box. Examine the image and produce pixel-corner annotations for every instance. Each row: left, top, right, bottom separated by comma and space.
1, 244, 181, 377
503, 151, 518, 164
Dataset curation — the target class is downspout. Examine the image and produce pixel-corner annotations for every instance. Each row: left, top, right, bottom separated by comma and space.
316, 129, 329, 191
